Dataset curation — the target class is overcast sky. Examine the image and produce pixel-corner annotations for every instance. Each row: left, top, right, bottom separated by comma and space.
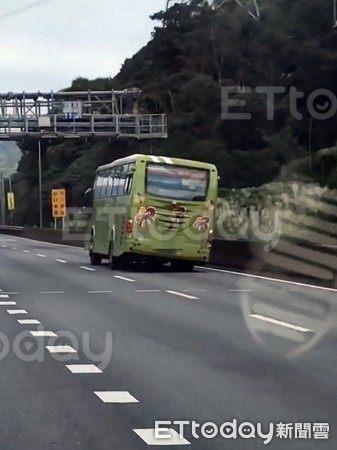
0, 0, 168, 175
0, 0, 167, 93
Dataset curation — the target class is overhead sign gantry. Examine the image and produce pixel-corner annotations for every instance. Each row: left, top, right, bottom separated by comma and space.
0, 89, 167, 140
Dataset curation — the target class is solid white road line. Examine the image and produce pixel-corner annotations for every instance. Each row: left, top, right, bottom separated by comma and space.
0, 301, 17, 305
133, 429, 191, 446
113, 275, 135, 282
80, 266, 96, 271
94, 391, 139, 403
7, 309, 28, 314
249, 314, 312, 333
166, 290, 198, 300
199, 266, 337, 292
46, 346, 77, 353
17, 319, 41, 325
56, 259, 67, 263
66, 364, 102, 374
29, 331, 57, 337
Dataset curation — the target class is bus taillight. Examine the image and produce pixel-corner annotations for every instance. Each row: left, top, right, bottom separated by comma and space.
208, 229, 214, 243
126, 219, 133, 234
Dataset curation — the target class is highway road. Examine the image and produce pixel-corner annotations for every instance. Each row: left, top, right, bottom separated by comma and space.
1, 234, 337, 449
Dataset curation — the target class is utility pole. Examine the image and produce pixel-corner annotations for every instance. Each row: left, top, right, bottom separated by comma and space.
0, 172, 5, 225
8, 175, 13, 223
38, 140, 43, 228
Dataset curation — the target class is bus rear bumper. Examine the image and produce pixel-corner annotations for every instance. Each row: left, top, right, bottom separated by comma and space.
122, 246, 209, 264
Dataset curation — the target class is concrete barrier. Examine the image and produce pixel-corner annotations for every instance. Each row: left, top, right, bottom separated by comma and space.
0, 225, 24, 236
22, 227, 85, 247
209, 238, 337, 287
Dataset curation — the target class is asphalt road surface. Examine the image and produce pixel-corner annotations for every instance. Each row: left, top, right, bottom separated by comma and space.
1, 234, 337, 449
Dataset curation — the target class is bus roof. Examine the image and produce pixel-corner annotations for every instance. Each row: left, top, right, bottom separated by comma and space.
96, 154, 217, 172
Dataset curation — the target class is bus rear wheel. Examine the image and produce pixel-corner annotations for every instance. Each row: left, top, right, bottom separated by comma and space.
108, 245, 118, 270
89, 237, 102, 266
171, 260, 194, 272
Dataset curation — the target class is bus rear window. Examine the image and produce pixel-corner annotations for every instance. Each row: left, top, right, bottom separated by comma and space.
145, 163, 209, 201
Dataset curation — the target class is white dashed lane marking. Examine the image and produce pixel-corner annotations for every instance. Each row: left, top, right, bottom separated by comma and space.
94, 391, 139, 403
133, 429, 191, 446
22, 250, 30, 253
36, 254, 45, 258
80, 266, 96, 272
46, 346, 77, 354
56, 259, 67, 263
66, 364, 102, 374
166, 290, 198, 300
249, 314, 312, 333
30, 331, 57, 337
113, 275, 135, 282
17, 319, 41, 325
7, 309, 28, 315
183, 289, 206, 293
135, 290, 161, 293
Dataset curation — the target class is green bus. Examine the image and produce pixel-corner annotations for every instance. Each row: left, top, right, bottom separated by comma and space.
88, 154, 218, 271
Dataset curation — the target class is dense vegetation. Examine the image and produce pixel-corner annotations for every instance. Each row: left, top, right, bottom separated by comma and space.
10, 0, 337, 226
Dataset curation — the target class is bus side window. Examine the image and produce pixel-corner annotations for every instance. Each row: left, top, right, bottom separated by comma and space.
100, 171, 107, 197
94, 172, 104, 197
124, 163, 135, 195
106, 169, 114, 197
112, 167, 120, 196
118, 164, 128, 195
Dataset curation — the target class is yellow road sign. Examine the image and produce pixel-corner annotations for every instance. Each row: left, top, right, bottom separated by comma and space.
7, 192, 15, 211
51, 189, 66, 218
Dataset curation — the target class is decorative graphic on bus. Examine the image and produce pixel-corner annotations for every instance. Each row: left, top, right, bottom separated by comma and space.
192, 216, 210, 231
134, 206, 157, 227
171, 205, 186, 223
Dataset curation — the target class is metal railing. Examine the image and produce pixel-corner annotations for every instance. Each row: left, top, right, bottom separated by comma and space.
0, 113, 167, 139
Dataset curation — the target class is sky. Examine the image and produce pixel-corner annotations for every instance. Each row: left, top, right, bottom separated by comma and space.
0, 0, 167, 175
0, 0, 167, 92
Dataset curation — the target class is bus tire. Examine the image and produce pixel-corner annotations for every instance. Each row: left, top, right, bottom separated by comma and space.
89, 235, 102, 266
171, 260, 194, 272
108, 245, 117, 270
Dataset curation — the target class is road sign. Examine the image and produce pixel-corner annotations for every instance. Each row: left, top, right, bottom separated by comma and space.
7, 192, 15, 210
51, 189, 66, 218
63, 101, 82, 119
